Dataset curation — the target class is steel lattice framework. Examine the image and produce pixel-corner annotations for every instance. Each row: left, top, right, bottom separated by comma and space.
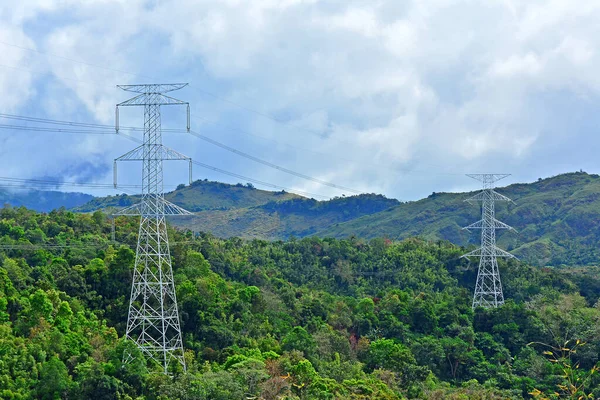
114, 83, 192, 373
462, 174, 516, 309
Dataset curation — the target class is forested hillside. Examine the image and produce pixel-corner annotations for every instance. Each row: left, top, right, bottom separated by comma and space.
319, 172, 600, 266
75, 179, 401, 240
70, 172, 600, 266
1, 206, 600, 398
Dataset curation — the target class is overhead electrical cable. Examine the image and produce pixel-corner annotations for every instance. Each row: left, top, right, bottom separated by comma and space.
0, 113, 356, 196
0, 176, 185, 192
0, 124, 115, 135
189, 160, 328, 199
187, 130, 361, 194
106, 130, 330, 199
0, 43, 469, 178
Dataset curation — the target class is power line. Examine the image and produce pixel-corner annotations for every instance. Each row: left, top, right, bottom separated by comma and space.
0, 123, 114, 135
0, 40, 145, 80
189, 159, 328, 200
0, 112, 361, 192
112, 129, 331, 199
0, 113, 118, 129
0, 177, 188, 195
0, 176, 137, 189
187, 130, 361, 194
0, 63, 391, 176
188, 113, 391, 173
0, 113, 156, 133
0, 44, 468, 178
0, 113, 346, 197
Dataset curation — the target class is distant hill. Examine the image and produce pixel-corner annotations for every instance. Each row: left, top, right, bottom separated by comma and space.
0, 189, 93, 212
174, 193, 401, 239
317, 172, 600, 267
74, 179, 302, 212
74, 179, 401, 240
14, 172, 600, 267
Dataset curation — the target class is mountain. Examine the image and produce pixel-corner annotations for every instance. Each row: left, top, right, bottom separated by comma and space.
75, 179, 302, 212
174, 193, 401, 239
0, 188, 93, 212
74, 179, 401, 240
15, 172, 600, 267
317, 171, 600, 267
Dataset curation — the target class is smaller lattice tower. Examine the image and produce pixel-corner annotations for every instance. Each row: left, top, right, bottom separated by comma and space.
462, 174, 516, 309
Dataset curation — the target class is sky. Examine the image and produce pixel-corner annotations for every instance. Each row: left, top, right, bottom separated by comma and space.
1, 0, 600, 201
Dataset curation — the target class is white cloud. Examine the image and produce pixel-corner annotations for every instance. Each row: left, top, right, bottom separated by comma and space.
1, 0, 600, 199
0, 26, 38, 111
490, 53, 543, 78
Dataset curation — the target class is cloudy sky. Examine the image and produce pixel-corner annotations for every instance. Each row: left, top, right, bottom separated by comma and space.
1, 0, 599, 201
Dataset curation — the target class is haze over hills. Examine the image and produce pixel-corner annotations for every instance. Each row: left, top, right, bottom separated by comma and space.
0, 188, 93, 212
3, 172, 600, 266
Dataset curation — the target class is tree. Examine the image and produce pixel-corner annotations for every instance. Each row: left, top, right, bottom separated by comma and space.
37, 356, 71, 400
282, 326, 316, 358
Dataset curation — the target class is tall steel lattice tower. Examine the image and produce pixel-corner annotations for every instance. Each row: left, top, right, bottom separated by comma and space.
113, 83, 193, 373
462, 174, 516, 309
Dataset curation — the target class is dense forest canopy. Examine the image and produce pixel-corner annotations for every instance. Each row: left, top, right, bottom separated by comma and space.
1, 206, 600, 398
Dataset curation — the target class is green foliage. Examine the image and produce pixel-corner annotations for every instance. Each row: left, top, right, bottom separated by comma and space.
319, 172, 600, 267
0, 205, 599, 398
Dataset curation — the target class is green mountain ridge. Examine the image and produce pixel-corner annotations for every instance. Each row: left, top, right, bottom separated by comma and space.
74, 179, 302, 212
77, 172, 600, 267
318, 172, 600, 267
6, 172, 600, 267
174, 192, 402, 239
74, 179, 401, 240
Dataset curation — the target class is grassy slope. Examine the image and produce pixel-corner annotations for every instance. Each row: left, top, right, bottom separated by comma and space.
175, 194, 401, 239
76, 179, 401, 240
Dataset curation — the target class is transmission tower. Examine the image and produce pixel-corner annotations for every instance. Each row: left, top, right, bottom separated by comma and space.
113, 83, 193, 373
462, 174, 516, 309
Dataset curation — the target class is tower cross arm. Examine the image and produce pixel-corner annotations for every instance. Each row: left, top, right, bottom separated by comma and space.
465, 190, 514, 204
462, 218, 516, 231
461, 246, 517, 259
116, 83, 188, 93
466, 173, 511, 183
113, 203, 142, 216
112, 199, 193, 217
115, 145, 191, 162
117, 93, 189, 107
